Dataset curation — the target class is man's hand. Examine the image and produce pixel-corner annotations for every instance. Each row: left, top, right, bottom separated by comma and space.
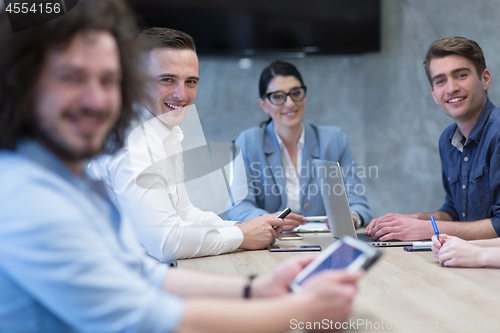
238, 216, 283, 250
252, 256, 316, 298
295, 270, 362, 324
407, 212, 431, 220
365, 213, 432, 241
434, 234, 486, 267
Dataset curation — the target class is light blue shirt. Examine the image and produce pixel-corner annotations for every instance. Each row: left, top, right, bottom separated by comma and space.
227, 121, 373, 226
0, 139, 184, 333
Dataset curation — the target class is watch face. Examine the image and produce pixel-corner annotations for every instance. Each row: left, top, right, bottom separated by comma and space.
351, 212, 360, 228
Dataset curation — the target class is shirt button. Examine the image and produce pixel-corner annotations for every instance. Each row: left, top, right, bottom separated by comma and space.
303, 203, 311, 210
464, 156, 469, 162
462, 184, 466, 189
462, 212, 466, 217
448, 177, 450, 181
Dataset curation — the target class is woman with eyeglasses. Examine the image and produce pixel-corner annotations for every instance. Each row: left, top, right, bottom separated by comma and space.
227, 60, 373, 231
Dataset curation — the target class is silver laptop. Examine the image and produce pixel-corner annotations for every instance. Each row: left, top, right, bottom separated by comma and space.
314, 159, 412, 247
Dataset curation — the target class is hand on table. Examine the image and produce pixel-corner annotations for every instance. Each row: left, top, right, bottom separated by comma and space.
432, 234, 486, 267
365, 213, 431, 241
252, 256, 316, 298
238, 216, 283, 250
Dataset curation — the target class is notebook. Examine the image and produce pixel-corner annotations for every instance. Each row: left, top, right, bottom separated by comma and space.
314, 159, 412, 247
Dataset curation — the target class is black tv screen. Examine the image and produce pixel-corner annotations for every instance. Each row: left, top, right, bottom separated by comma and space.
126, 0, 380, 56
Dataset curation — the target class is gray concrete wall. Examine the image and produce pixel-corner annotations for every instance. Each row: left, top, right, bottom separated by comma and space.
193, 0, 500, 219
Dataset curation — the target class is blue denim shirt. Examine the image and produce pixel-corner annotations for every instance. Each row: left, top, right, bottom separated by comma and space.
0, 139, 184, 333
438, 99, 500, 236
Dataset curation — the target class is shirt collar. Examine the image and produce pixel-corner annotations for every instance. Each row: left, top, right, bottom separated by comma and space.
274, 123, 305, 151
16, 138, 95, 192
134, 103, 184, 143
467, 99, 495, 143
448, 99, 495, 152
17, 138, 122, 232
450, 127, 470, 153
448, 99, 495, 143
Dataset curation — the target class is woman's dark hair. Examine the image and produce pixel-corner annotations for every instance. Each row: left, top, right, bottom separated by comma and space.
258, 60, 305, 127
0, 0, 142, 153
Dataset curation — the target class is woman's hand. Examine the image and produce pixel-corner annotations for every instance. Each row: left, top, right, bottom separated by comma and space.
279, 212, 306, 231
435, 235, 488, 267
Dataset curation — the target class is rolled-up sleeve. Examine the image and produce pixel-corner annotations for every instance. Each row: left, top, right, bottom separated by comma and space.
438, 169, 460, 221
487, 140, 500, 236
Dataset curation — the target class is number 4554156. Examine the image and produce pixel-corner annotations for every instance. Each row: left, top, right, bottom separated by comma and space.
6, 2, 61, 14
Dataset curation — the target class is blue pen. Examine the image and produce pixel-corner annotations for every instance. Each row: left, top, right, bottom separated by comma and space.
430, 215, 440, 241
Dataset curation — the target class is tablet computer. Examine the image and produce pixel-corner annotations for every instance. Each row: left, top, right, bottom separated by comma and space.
290, 236, 382, 292
269, 245, 321, 252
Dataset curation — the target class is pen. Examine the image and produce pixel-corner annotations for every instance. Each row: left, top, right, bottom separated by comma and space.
304, 216, 327, 222
430, 215, 440, 241
273, 207, 292, 229
276, 207, 292, 219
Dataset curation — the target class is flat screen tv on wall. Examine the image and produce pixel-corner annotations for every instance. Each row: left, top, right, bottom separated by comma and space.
126, 0, 381, 57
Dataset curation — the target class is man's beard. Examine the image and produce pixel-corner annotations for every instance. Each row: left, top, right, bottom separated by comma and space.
30, 108, 113, 162
36, 127, 103, 162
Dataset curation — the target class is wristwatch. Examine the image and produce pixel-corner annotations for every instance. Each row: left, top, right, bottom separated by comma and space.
351, 211, 362, 229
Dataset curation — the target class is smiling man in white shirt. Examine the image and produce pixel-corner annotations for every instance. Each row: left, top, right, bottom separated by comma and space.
88, 28, 283, 262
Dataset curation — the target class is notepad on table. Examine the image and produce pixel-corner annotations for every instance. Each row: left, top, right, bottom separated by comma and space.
291, 222, 330, 233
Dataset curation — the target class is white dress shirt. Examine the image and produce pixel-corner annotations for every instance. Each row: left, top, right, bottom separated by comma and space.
274, 125, 305, 214
88, 105, 243, 262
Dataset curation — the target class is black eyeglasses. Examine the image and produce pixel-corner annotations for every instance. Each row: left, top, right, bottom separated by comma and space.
263, 86, 307, 106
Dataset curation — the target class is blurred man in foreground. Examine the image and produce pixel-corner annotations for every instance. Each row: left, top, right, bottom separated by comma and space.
0, 1, 359, 332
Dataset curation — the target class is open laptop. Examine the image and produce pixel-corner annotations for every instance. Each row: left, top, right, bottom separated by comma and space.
314, 159, 412, 247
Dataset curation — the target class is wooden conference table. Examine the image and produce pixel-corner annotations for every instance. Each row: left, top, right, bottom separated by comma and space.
179, 233, 500, 332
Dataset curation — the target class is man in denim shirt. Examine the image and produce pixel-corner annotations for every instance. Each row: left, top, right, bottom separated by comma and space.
366, 37, 500, 242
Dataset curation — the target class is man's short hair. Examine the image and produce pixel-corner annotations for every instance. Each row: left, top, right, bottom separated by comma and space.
138, 27, 196, 56
0, 0, 142, 153
423, 36, 487, 86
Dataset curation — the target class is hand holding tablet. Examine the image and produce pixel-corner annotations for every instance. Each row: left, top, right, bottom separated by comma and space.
290, 236, 382, 291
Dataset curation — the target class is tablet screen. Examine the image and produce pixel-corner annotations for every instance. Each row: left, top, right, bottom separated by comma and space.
297, 242, 362, 286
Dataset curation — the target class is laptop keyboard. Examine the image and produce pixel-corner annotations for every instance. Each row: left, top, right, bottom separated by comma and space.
356, 232, 375, 242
